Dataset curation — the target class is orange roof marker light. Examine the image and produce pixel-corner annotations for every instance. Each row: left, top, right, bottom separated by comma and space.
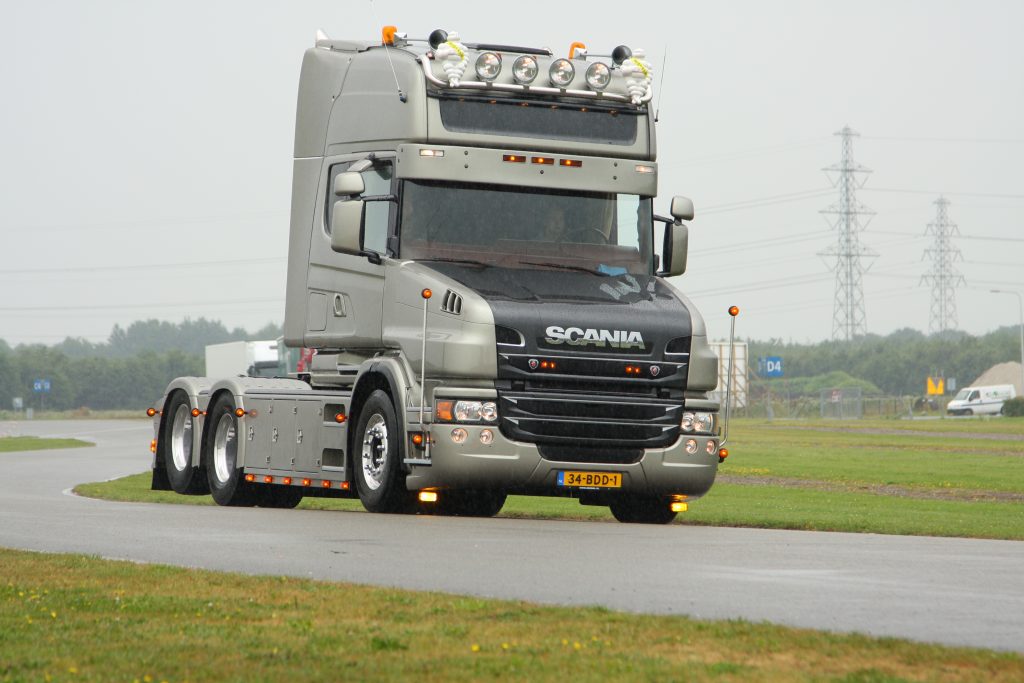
568, 41, 586, 59
382, 25, 398, 46
421, 288, 432, 300
729, 305, 740, 317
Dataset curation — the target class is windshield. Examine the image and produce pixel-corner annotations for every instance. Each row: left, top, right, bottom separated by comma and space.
953, 389, 970, 401
398, 180, 654, 275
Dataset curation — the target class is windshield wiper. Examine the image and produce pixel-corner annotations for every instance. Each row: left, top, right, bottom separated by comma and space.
519, 261, 611, 276
417, 257, 493, 269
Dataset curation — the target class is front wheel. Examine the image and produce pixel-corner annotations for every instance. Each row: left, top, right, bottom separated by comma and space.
204, 394, 259, 507
609, 496, 677, 525
354, 390, 416, 513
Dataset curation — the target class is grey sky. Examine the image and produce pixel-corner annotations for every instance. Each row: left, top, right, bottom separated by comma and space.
1, 1, 1021, 345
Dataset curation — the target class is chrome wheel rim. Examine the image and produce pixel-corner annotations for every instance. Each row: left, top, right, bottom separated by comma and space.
361, 414, 388, 491
170, 404, 193, 472
213, 412, 238, 485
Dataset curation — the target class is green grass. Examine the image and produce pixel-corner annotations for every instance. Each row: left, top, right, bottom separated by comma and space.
1, 548, 1020, 682
74, 417, 1024, 539
0, 436, 93, 453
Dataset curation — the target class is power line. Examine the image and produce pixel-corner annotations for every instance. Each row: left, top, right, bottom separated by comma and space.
1, 210, 288, 234
863, 188, 1024, 200
0, 298, 282, 312
700, 188, 834, 215
861, 135, 1024, 144
0, 257, 285, 276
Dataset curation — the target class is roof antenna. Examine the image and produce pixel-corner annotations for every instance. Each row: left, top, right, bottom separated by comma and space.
654, 46, 668, 123
369, 0, 407, 102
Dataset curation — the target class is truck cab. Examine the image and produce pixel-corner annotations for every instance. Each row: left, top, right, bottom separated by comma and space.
151, 28, 724, 524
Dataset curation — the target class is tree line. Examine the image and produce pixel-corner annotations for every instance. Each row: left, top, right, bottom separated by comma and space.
0, 319, 280, 412
0, 319, 1019, 411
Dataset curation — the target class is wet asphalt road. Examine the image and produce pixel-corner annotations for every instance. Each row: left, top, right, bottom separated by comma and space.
1, 419, 1021, 653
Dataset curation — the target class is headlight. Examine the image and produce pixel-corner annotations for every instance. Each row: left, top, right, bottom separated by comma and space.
548, 58, 575, 87
512, 55, 538, 84
681, 411, 717, 435
585, 62, 611, 90
436, 399, 499, 423
475, 52, 501, 81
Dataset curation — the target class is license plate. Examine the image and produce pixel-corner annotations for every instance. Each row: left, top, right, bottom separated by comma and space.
557, 471, 622, 488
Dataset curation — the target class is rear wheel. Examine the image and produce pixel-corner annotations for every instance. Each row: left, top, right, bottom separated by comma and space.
610, 496, 677, 525
354, 390, 416, 513
436, 490, 507, 517
205, 394, 259, 507
162, 391, 208, 495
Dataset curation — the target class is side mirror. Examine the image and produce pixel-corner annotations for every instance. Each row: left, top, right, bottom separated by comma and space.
331, 200, 363, 254
670, 196, 695, 222
334, 172, 365, 197
663, 223, 688, 276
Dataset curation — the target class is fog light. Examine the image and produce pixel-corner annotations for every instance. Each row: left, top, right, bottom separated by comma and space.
451, 428, 468, 444
685, 439, 698, 454
585, 62, 611, 90
706, 440, 716, 455
549, 58, 575, 87
480, 429, 494, 445
475, 52, 501, 81
419, 491, 438, 503
670, 502, 688, 513
512, 55, 538, 84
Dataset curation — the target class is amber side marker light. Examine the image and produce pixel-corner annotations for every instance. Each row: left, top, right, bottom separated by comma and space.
322, 480, 332, 489
234, 408, 246, 418
263, 475, 274, 484
419, 491, 439, 503
531, 156, 554, 165
334, 412, 346, 424
502, 154, 526, 163
718, 447, 729, 463
149, 439, 157, 454
559, 159, 583, 168
421, 288, 432, 299
190, 408, 203, 418
728, 305, 740, 317
146, 408, 157, 417
435, 400, 454, 422
411, 433, 424, 446
283, 477, 293, 486
301, 478, 313, 487
244, 474, 256, 483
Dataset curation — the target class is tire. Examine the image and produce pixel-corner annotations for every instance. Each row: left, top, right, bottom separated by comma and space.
257, 486, 304, 509
161, 391, 208, 495
965, 409, 974, 416
354, 390, 416, 513
436, 490, 507, 517
204, 393, 259, 507
609, 496, 677, 525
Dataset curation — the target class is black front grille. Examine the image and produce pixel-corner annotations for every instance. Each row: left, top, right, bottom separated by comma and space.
537, 444, 644, 465
498, 391, 681, 448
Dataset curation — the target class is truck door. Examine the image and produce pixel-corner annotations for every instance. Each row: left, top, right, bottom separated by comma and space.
304, 155, 395, 349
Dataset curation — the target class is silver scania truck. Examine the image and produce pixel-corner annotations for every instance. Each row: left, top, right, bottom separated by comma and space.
149, 28, 727, 524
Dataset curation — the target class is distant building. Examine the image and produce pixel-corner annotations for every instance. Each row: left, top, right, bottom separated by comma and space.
969, 361, 1023, 396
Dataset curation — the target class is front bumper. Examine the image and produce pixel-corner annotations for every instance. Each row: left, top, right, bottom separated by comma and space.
404, 416, 719, 498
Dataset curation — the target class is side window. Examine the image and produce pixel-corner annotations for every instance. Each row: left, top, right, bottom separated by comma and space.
326, 159, 394, 255
361, 164, 392, 254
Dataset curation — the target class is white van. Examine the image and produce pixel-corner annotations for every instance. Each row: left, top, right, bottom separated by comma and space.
945, 385, 1017, 416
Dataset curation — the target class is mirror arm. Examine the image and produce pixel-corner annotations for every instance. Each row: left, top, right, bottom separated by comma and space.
362, 193, 398, 203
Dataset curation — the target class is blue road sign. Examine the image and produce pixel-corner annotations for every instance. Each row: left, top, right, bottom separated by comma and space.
33, 379, 51, 393
760, 357, 784, 378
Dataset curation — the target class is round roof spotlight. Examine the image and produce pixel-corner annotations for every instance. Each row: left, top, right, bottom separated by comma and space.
549, 58, 575, 87
611, 44, 633, 66
428, 28, 448, 49
512, 55, 539, 84
475, 52, 502, 81
585, 62, 611, 90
